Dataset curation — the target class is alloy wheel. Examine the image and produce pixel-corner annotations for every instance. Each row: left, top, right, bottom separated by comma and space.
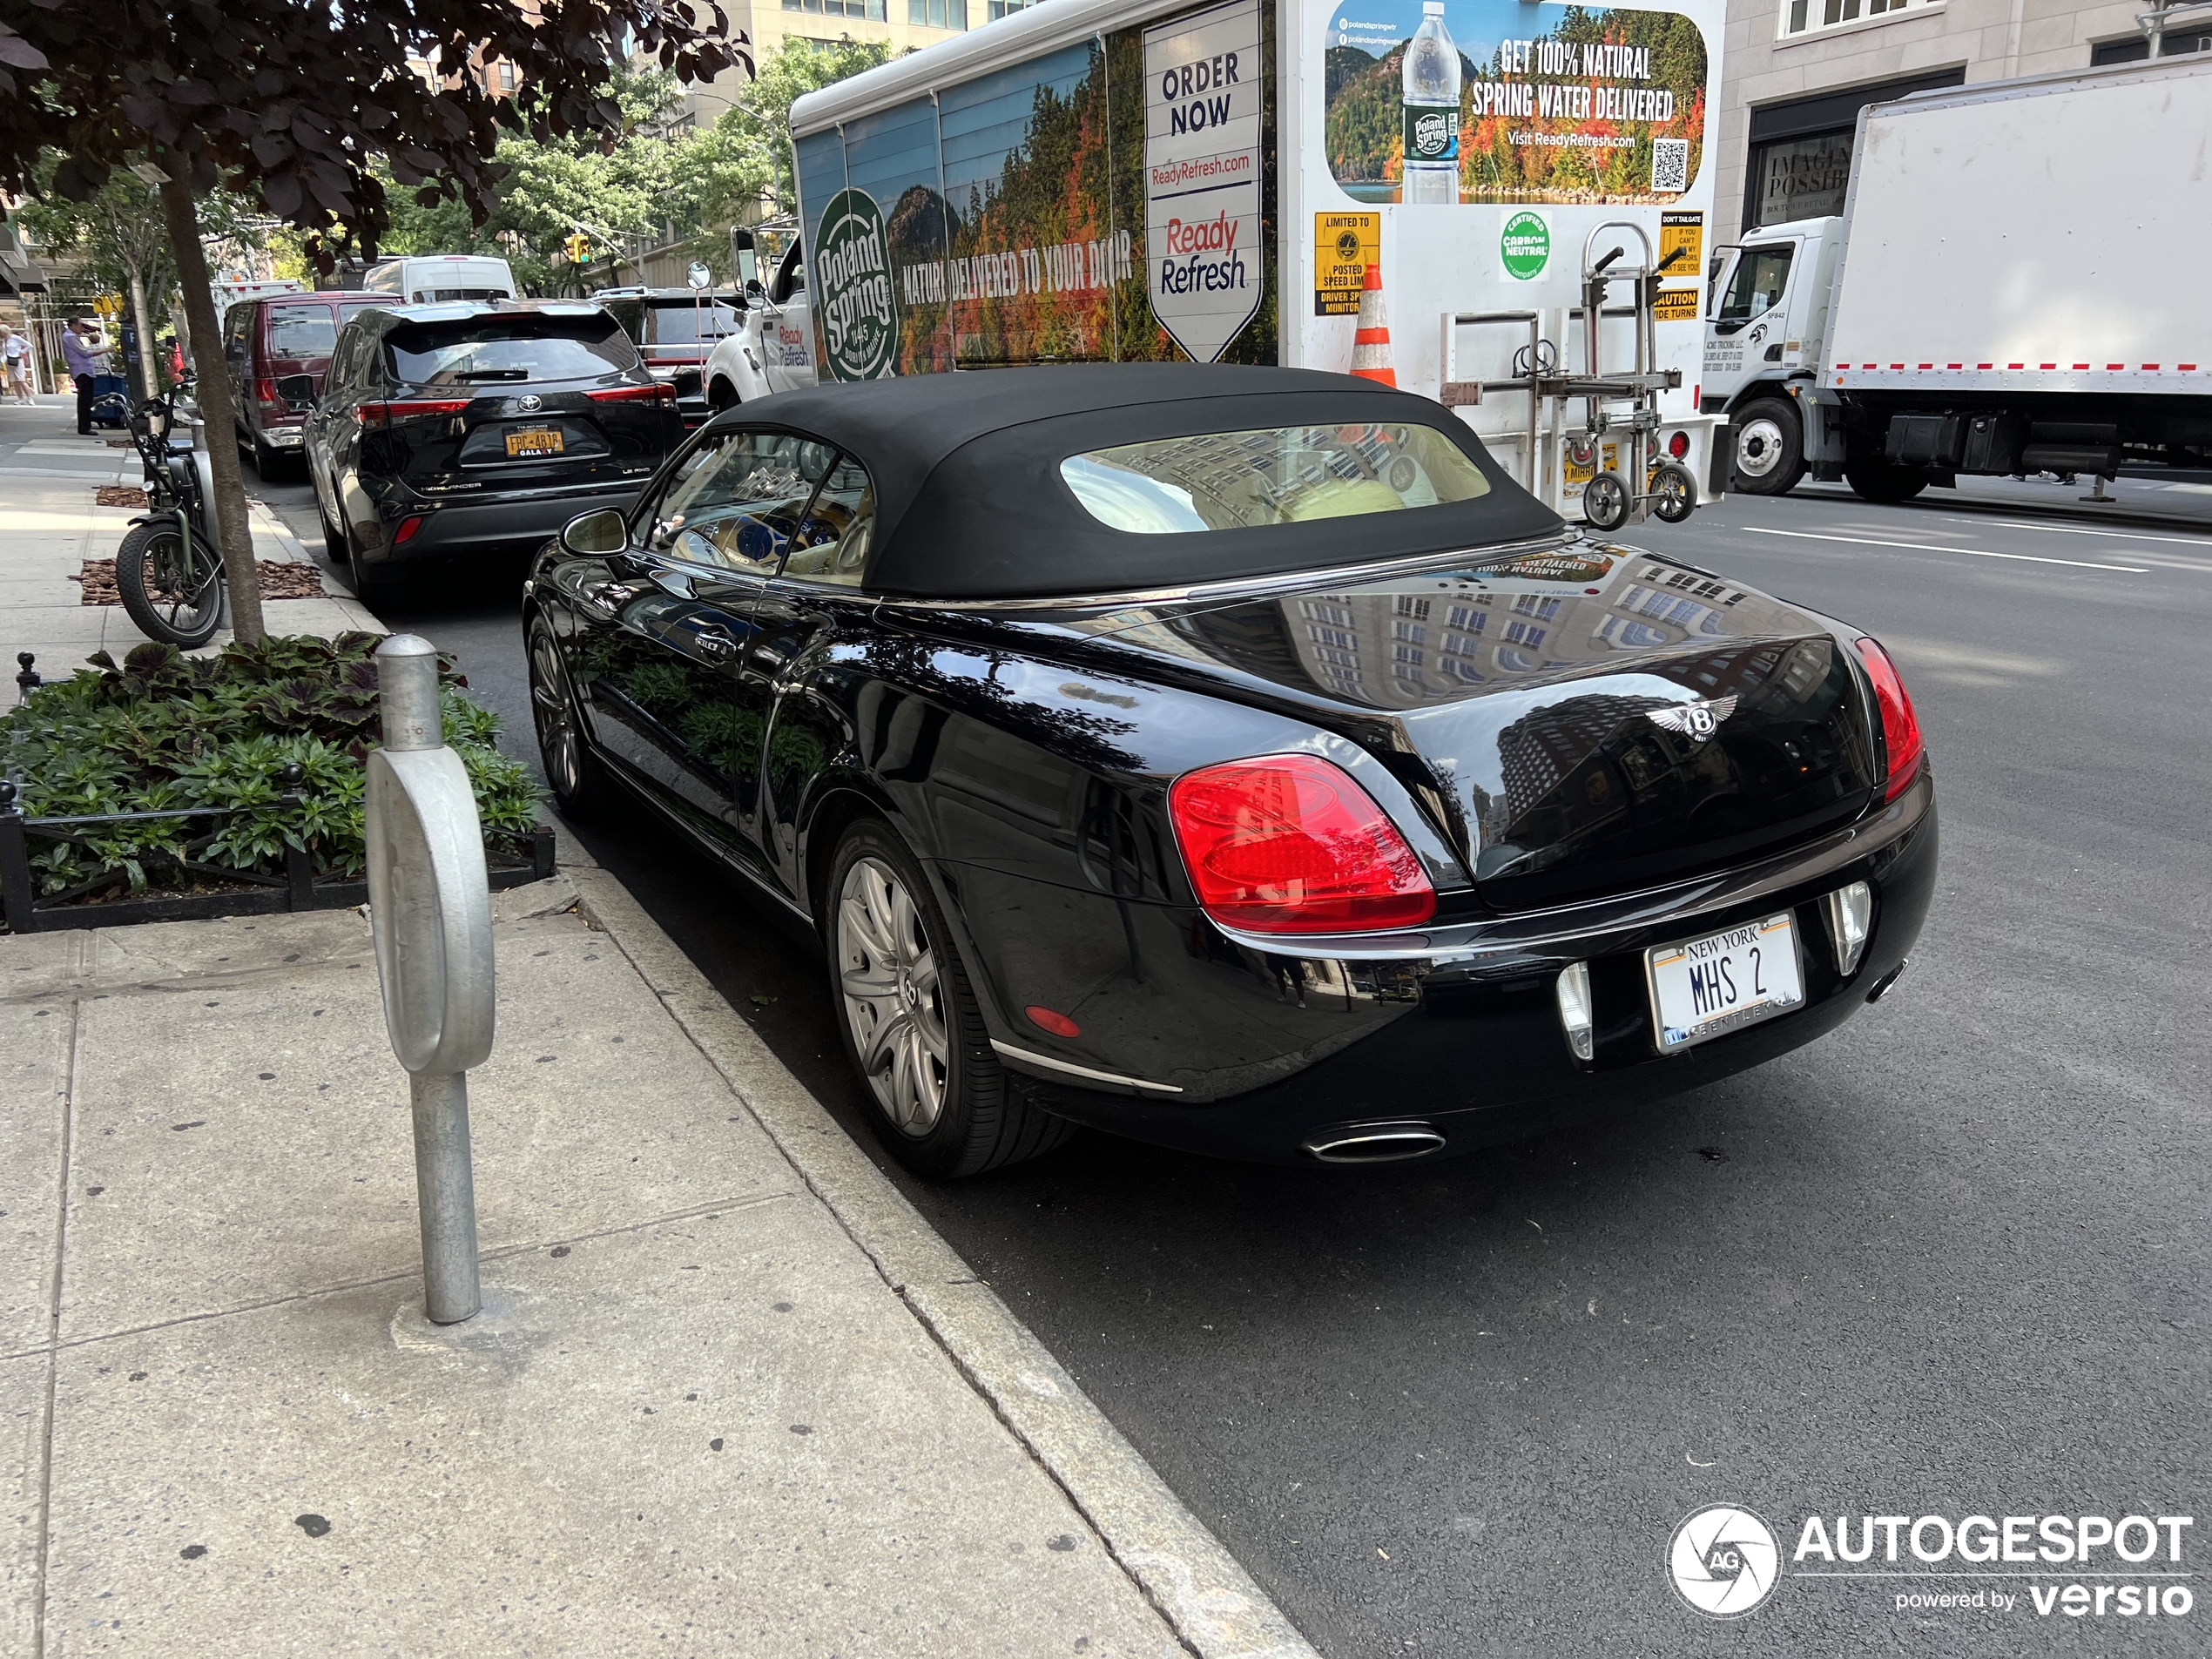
529, 626, 582, 800
836, 855, 949, 1136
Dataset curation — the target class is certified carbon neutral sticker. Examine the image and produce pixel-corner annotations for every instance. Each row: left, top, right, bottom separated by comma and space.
1501, 210, 1549, 280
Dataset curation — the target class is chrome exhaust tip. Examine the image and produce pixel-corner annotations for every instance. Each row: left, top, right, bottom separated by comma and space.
1865, 958, 1910, 1003
1300, 1122, 1447, 1164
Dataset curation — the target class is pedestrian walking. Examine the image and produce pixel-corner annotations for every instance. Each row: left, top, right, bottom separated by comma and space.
1, 326, 33, 404
62, 315, 110, 434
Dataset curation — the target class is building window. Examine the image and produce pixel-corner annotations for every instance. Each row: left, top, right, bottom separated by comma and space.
1741, 68, 1964, 230
1781, 0, 1938, 38
909, 0, 966, 27
987, 0, 1035, 15
2091, 28, 2212, 62
790, 0, 887, 15
496, 61, 516, 91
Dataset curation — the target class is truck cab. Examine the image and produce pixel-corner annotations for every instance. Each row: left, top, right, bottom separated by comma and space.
1702, 216, 1839, 495
701, 228, 817, 412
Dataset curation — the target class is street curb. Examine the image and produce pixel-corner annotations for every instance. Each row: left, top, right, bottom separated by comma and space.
564, 866, 1320, 1659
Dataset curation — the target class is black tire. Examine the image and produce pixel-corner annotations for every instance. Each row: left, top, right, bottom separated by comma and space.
344, 524, 399, 597
114, 518, 225, 648
1581, 469, 1630, 532
318, 495, 347, 566
525, 614, 617, 820
706, 378, 737, 415
1730, 396, 1805, 496
1844, 455, 1929, 504
825, 817, 1076, 1178
251, 435, 279, 477
1650, 459, 1698, 523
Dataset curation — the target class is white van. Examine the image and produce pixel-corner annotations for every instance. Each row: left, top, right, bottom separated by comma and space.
361, 254, 518, 304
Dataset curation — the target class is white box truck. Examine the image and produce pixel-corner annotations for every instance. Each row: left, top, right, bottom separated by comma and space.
1704, 54, 2212, 502
786, 0, 1730, 527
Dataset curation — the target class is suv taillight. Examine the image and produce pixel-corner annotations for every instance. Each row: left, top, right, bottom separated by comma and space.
255, 376, 280, 408
1168, 754, 1435, 934
588, 383, 677, 405
359, 398, 471, 429
1852, 637, 1925, 799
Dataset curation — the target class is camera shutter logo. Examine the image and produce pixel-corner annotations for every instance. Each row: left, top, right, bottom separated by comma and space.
1669, 1504, 1780, 1618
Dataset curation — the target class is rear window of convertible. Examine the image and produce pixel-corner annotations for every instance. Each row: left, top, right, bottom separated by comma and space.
1059, 422, 1490, 534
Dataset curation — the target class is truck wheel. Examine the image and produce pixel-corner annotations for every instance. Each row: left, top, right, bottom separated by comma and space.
1730, 398, 1805, 496
1844, 457, 1929, 504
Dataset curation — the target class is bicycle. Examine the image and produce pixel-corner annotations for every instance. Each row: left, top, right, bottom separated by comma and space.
95, 381, 227, 649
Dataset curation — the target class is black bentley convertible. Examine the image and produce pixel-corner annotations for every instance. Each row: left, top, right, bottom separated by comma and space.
523, 365, 1935, 1177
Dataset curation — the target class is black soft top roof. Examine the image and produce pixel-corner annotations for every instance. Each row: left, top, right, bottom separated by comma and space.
714, 365, 1563, 599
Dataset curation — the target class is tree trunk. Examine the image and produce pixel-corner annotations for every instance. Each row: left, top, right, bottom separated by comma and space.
125, 264, 161, 400
157, 158, 265, 645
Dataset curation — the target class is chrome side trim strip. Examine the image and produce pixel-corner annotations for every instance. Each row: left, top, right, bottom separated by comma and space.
872, 531, 1582, 616
989, 1039, 1185, 1094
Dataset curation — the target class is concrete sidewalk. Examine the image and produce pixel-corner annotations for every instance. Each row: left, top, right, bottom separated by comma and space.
0, 401, 377, 678
0, 850, 1314, 1656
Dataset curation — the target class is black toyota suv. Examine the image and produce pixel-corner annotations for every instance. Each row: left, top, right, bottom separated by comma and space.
297, 300, 681, 592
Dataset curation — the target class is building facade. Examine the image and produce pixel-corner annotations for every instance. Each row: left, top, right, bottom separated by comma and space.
1716, 0, 2212, 232
678, 0, 1041, 132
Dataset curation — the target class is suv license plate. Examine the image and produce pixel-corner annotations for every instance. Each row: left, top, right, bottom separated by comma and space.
506, 427, 564, 458
1646, 912, 1804, 1053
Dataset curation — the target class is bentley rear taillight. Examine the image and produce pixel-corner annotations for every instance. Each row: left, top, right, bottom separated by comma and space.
1168, 754, 1435, 934
1852, 637, 1925, 799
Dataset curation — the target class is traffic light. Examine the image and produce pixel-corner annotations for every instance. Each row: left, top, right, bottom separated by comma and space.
564, 232, 590, 264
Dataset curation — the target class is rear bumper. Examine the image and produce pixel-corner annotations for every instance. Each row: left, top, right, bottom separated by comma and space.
358, 481, 643, 564
953, 769, 1938, 1165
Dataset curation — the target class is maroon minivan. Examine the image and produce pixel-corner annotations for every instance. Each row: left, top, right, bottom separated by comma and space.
221, 292, 388, 475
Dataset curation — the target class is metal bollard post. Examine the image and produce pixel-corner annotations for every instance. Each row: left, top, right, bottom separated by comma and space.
366, 635, 496, 1324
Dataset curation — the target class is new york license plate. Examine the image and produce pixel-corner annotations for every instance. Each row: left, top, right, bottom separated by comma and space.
1646, 912, 1804, 1053
506, 427, 564, 458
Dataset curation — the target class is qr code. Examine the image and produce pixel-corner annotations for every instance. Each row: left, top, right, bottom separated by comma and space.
1651, 138, 1689, 194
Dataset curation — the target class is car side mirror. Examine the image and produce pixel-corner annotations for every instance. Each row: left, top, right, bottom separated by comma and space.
274, 373, 317, 406
562, 507, 630, 556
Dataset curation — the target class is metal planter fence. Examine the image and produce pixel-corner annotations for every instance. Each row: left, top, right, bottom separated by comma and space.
0, 764, 555, 935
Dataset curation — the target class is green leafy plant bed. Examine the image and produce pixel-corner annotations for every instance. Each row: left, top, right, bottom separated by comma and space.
0, 635, 551, 934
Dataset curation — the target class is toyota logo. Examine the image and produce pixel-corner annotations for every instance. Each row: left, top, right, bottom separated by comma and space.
517, 393, 543, 412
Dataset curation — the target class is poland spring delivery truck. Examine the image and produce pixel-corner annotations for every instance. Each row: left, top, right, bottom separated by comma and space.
786, 0, 1730, 527
1705, 54, 2212, 502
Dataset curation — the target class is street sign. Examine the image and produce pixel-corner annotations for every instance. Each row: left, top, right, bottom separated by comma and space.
687, 261, 712, 291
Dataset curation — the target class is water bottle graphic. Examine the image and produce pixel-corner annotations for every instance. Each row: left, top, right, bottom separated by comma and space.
1402, 1, 1461, 205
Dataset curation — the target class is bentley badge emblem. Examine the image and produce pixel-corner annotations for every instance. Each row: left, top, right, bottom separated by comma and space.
517, 393, 543, 412
1647, 694, 1738, 739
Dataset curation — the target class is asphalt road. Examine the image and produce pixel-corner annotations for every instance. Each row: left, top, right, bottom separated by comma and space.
253, 460, 2212, 1657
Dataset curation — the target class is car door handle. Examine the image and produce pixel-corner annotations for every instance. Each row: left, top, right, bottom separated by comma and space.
696, 626, 738, 661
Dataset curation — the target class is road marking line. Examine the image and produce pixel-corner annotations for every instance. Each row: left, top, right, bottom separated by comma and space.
1738, 526, 2148, 573
1971, 517, 2212, 549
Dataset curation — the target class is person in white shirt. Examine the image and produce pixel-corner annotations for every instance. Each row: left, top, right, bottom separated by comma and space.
1, 327, 32, 404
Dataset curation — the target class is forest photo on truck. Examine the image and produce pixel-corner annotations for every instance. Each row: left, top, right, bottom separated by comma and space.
796, 1, 1278, 376
1325, 0, 1707, 204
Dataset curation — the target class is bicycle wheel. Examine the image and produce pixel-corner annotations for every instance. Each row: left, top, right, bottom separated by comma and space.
114, 518, 226, 648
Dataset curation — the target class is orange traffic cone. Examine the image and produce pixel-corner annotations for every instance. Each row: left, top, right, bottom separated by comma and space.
1350, 263, 1396, 387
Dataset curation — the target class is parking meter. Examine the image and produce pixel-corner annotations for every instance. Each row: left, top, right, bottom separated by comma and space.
367, 635, 496, 1323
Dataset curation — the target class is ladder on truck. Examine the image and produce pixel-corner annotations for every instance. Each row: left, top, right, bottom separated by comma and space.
1439, 223, 1699, 530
